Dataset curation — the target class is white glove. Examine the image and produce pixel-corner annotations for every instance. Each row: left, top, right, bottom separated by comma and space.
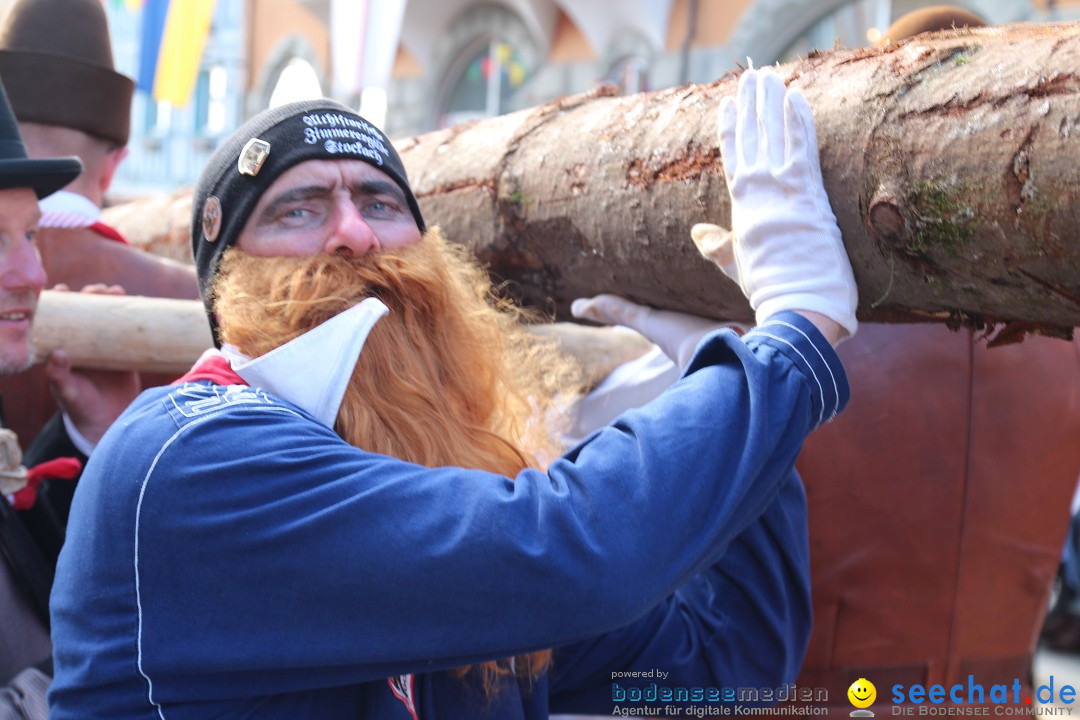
701, 66, 858, 338
571, 294, 746, 370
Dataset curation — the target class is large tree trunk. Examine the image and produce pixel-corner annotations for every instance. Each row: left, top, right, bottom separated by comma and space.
395, 21, 1080, 335
104, 22, 1080, 334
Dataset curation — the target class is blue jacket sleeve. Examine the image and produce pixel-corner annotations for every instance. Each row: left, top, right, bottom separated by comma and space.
548, 469, 811, 713
55, 313, 847, 703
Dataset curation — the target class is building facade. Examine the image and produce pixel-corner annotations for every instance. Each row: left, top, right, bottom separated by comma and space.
104, 0, 1080, 196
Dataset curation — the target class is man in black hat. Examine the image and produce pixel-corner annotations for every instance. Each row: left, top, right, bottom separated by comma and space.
0, 73, 84, 717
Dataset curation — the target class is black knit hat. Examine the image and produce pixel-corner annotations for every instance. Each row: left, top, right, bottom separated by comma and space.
0, 78, 81, 198
0, 0, 134, 146
192, 98, 425, 345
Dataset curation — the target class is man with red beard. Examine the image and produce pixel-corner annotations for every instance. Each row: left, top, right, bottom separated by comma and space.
50, 67, 856, 719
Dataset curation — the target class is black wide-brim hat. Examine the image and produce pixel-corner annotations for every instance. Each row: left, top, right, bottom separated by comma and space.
0, 79, 80, 198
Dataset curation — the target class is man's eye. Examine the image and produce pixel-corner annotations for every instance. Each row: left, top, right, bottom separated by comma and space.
361, 200, 401, 218
25, 229, 37, 243
274, 207, 320, 226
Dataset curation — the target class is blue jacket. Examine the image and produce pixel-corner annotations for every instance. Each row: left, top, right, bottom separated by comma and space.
49, 313, 848, 719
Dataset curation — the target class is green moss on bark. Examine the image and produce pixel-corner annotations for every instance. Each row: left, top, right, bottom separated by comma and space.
905, 179, 976, 256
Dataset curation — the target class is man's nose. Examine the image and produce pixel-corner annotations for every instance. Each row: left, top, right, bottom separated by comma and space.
2, 238, 46, 294
324, 200, 380, 256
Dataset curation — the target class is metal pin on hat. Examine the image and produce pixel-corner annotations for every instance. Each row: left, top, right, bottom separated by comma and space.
238, 138, 271, 176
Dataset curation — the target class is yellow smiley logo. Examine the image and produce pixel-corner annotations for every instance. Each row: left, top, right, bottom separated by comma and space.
848, 678, 877, 709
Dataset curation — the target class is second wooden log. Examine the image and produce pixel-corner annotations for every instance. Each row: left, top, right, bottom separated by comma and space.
31, 291, 215, 374
29, 291, 652, 384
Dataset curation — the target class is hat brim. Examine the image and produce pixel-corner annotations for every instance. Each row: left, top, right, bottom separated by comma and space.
0, 156, 82, 198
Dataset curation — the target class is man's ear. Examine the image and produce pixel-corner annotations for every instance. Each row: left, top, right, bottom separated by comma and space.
99, 145, 129, 195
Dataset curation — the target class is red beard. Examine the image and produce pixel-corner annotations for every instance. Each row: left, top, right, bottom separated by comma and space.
212, 227, 580, 477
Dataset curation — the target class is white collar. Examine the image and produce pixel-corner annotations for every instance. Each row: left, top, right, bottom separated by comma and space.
38, 190, 101, 228
220, 297, 389, 427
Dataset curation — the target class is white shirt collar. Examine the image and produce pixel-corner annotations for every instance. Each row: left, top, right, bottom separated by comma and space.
220, 297, 389, 427
38, 190, 101, 229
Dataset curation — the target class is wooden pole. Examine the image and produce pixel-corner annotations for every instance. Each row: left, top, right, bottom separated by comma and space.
29, 291, 652, 382
31, 291, 215, 374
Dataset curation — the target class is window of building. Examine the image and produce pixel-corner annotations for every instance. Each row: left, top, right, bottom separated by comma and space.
195, 64, 229, 135
152, 99, 172, 135
141, 94, 173, 135
143, 95, 157, 134
194, 70, 209, 132
438, 39, 530, 128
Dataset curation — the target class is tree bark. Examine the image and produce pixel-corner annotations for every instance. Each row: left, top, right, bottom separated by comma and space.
104, 22, 1080, 334
395, 21, 1080, 334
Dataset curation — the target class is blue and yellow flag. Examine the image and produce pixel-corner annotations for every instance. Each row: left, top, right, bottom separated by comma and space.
137, 0, 216, 106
